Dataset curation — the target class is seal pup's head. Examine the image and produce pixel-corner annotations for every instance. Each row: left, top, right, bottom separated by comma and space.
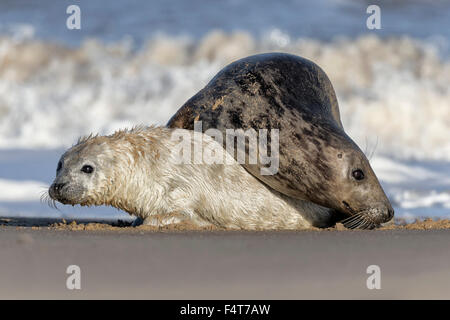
49, 134, 119, 207
48, 127, 165, 213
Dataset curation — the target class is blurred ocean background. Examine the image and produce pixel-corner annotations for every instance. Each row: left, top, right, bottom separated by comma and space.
0, 0, 449, 220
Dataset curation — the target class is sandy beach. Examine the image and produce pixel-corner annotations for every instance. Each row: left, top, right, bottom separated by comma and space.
1, 217, 450, 299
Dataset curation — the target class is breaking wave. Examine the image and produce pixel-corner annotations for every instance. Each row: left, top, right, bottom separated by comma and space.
0, 26, 449, 161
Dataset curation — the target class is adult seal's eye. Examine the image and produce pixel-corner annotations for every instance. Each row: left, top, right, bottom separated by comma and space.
81, 165, 94, 174
57, 161, 62, 172
352, 169, 365, 181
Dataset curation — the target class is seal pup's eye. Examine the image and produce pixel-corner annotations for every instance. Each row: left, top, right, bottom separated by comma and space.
57, 161, 62, 172
81, 165, 94, 174
352, 169, 365, 181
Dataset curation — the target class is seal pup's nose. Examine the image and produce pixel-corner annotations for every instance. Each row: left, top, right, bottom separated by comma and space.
52, 183, 67, 194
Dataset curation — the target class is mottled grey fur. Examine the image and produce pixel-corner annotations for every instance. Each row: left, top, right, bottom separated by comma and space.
168, 53, 394, 228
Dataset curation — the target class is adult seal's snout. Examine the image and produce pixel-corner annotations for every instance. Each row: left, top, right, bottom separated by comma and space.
168, 52, 394, 228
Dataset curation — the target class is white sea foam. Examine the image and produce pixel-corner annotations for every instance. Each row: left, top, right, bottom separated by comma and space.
396, 191, 450, 209
371, 156, 450, 217
0, 178, 47, 202
0, 27, 448, 161
370, 157, 450, 185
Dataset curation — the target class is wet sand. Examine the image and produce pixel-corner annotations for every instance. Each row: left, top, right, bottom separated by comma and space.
1, 217, 450, 299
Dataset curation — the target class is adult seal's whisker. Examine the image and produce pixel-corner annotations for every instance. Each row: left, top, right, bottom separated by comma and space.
342, 213, 366, 229
341, 213, 360, 224
345, 219, 362, 229
341, 213, 363, 226
358, 219, 371, 230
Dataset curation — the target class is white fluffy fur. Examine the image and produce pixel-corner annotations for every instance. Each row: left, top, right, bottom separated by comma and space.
62, 126, 334, 230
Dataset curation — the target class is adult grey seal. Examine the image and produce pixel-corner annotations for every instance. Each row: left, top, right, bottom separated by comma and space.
168, 52, 394, 229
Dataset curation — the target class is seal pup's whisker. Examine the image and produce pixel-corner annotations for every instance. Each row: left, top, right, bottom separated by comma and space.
40, 190, 49, 206
40, 190, 58, 210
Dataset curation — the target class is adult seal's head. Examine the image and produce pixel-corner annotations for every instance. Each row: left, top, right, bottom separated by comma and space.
168, 52, 394, 228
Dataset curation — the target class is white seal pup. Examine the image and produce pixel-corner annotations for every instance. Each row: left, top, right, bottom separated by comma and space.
48, 126, 334, 230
